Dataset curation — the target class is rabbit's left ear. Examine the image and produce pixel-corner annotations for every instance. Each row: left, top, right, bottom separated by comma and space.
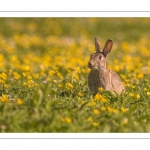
103, 39, 113, 57
95, 37, 101, 52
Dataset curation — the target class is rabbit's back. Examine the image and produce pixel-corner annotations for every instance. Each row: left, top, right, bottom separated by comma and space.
109, 69, 125, 94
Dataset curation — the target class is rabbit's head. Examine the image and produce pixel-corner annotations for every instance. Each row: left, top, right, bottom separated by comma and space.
88, 37, 113, 71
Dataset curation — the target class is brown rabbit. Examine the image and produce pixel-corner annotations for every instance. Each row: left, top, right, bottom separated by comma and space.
88, 37, 125, 95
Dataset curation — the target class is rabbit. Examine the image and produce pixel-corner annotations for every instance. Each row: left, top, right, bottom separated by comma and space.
88, 37, 125, 95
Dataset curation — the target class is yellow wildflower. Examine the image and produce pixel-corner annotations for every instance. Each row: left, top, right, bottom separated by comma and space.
98, 87, 104, 92
23, 72, 27, 77
88, 101, 96, 106
93, 109, 100, 115
13, 72, 21, 80
121, 107, 127, 113
0, 79, 4, 84
33, 73, 40, 79
78, 92, 83, 97
107, 106, 113, 113
17, 99, 24, 105
113, 109, 119, 114
100, 97, 107, 103
53, 79, 57, 83
0, 94, 9, 103
147, 92, 150, 96
58, 83, 62, 88
66, 82, 73, 90
4, 84, 9, 88
130, 93, 135, 97
49, 70, 55, 76
72, 73, 79, 81
27, 75, 32, 80
137, 73, 144, 79
65, 117, 72, 123
123, 118, 128, 125
87, 117, 93, 122
0, 72, 7, 80
75, 67, 81, 73
100, 106, 106, 111
94, 93, 107, 103
93, 122, 99, 127
57, 72, 63, 79
135, 94, 140, 99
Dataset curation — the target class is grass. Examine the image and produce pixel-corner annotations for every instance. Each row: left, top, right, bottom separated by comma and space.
0, 18, 150, 132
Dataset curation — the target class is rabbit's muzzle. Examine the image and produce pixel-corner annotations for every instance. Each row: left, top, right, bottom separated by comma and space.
88, 61, 96, 69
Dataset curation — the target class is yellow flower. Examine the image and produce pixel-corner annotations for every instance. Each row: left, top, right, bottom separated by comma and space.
121, 107, 127, 113
4, 84, 9, 88
113, 109, 119, 114
58, 83, 62, 88
107, 106, 113, 113
13, 72, 21, 80
75, 67, 81, 73
100, 97, 107, 103
27, 75, 32, 80
23, 72, 27, 77
0, 94, 9, 103
123, 118, 128, 125
94, 93, 102, 100
87, 117, 93, 122
93, 122, 99, 127
33, 73, 40, 79
57, 72, 63, 79
135, 94, 140, 99
66, 82, 73, 90
17, 99, 24, 105
78, 92, 83, 97
94, 93, 107, 103
93, 109, 100, 115
147, 92, 150, 96
98, 87, 104, 92
0, 79, 4, 84
49, 70, 55, 76
137, 73, 144, 79
65, 117, 72, 123
72, 73, 79, 81
0, 72, 7, 80
129, 93, 135, 97
88, 101, 96, 106
100, 106, 106, 111
53, 79, 57, 83
23, 82, 28, 86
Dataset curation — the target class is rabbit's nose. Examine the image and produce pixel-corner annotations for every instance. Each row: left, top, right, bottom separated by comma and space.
88, 62, 93, 67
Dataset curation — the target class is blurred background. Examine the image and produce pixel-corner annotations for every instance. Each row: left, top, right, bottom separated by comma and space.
0, 18, 150, 41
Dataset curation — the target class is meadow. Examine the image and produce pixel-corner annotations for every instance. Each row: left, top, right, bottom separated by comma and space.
0, 18, 150, 132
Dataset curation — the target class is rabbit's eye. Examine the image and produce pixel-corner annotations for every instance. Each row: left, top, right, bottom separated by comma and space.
98, 56, 102, 59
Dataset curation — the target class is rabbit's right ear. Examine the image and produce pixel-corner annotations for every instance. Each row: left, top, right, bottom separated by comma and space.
95, 37, 101, 52
103, 39, 113, 57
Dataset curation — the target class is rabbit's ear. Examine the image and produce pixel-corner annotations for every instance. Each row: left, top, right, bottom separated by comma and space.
103, 39, 113, 57
95, 37, 101, 52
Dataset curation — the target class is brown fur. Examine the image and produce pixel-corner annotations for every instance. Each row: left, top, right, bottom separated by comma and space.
88, 37, 125, 95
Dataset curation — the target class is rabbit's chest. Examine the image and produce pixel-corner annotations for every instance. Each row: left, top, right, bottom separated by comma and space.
88, 70, 111, 94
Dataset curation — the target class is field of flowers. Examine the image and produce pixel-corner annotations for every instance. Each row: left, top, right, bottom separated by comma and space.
0, 18, 150, 132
